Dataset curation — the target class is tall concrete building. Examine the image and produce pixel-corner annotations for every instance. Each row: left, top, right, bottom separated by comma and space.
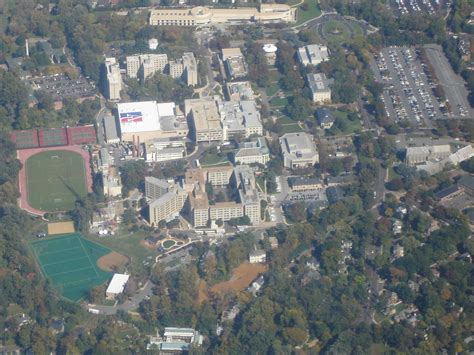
126, 54, 169, 80
168, 52, 198, 86
148, 188, 188, 226
104, 58, 122, 101
185, 98, 224, 143
145, 176, 171, 200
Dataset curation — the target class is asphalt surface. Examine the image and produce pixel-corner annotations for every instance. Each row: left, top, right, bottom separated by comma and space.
371, 46, 443, 128
90, 281, 154, 315
424, 44, 473, 119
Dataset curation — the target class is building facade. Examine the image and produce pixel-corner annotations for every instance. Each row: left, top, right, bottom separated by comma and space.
149, 4, 296, 26
279, 132, 319, 169
104, 57, 122, 101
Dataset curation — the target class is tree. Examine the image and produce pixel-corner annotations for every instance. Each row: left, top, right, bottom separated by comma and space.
120, 160, 147, 196
285, 96, 311, 120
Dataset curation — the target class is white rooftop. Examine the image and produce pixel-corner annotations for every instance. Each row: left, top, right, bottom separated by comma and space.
262, 43, 277, 53
106, 273, 130, 295
118, 101, 161, 134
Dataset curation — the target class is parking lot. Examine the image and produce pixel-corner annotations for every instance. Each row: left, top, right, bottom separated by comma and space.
390, 0, 446, 15
371, 46, 445, 128
29, 73, 96, 102
423, 44, 473, 119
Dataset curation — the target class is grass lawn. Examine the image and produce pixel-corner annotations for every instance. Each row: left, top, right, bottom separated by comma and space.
321, 20, 352, 43
296, 0, 321, 25
266, 82, 281, 97
89, 229, 155, 262
270, 96, 289, 107
327, 111, 361, 135
277, 115, 297, 124
26, 150, 88, 212
281, 123, 304, 133
200, 151, 231, 167
388, 165, 401, 180
162, 240, 176, 249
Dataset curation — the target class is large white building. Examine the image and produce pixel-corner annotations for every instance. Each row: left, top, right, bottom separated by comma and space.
297, 44, 329, 66
406, 144, 474, 175
144, 138, 186, 163
106, 274, 130, 300
117, 101, 188, 142
219, 100, 263, 140
307, 73, 333, 104
149, 4, 296, 26
104, 57, 122, 101
279, 132, 319, 169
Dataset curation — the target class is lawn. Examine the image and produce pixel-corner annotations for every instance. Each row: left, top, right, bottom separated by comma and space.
31, 233, 112, 301
200, 149, 231, 167
265, 82, 281, 97
26, 150, 88, 212
162, 240, 176, 249
270, 96, 289, 107
320, 20, 352, 43
327, 111, 362, 135
88, 229, 157, 281
281, 123, 304, 133
296, 0, 321, 26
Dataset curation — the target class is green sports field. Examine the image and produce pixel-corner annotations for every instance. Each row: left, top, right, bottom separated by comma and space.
31, 233, 112, 301
26, 150, 88, 212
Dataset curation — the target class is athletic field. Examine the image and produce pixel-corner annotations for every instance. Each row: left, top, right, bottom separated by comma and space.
31, 233, 112, 301
26, 150, 88, 212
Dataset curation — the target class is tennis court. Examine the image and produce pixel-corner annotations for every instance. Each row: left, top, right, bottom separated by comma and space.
31, 233, 112, 301
26, 150, 88, 212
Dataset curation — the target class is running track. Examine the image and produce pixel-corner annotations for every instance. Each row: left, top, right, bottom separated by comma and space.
17, 145, 93, 216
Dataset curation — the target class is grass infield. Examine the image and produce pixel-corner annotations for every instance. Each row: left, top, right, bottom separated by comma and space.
26, 150, 88, 212
31, 233, 112, 301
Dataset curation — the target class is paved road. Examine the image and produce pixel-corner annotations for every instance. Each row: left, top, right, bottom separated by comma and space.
90, 281, 154, 315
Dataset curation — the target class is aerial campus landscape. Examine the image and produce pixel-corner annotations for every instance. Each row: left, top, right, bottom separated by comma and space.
0, 0, 474, 354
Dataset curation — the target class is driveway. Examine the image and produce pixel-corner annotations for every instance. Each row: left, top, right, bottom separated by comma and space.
89, 281, 154, 315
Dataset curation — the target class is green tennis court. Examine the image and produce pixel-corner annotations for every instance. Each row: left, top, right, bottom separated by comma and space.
26, 150, 88, 212
31, 233, 112, 301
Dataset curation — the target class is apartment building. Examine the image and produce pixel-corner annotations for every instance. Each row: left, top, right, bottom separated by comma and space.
148, 187, 188, 225
145, 176, 171, 200
203, 166, 233, 186
149, 4, 296, 26
126, 54, 169, 80
104, 57, 122, 101
209, 202, 244, 221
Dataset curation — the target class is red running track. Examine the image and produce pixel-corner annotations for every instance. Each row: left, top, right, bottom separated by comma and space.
17, 145, 93, 216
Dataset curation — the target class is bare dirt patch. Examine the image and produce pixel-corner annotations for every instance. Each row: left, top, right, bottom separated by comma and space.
210, 262, 267, 295
47, 221, 75, 235
97, 251, 129, 272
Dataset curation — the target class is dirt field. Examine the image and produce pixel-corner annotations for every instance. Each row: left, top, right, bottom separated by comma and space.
97, 251, 129, 272
47, 221, 75, 235
210, 262, 267, 295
